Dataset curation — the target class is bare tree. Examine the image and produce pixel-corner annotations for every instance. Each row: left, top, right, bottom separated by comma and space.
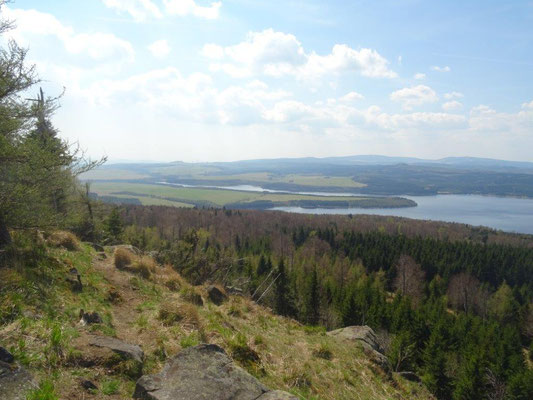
447, 272, 480, 313
393, 255, 425, 306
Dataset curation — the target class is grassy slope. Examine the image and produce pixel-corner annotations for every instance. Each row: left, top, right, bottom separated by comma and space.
0, 237, 432, 400
89, 182, 410, 209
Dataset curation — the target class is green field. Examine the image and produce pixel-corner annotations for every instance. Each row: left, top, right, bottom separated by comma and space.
89, 182, 415, 209
189, 172, 366, 188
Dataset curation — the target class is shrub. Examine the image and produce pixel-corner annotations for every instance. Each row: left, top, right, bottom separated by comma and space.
114, 248, 134, 269
47, 231, 80, 251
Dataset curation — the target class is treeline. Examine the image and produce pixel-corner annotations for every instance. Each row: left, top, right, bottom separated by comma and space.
113, 205, 533, 400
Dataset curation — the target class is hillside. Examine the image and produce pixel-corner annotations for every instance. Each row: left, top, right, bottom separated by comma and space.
0, 233, 431, 399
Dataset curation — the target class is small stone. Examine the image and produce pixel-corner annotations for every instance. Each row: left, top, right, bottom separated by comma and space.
80, 379, 98, 392
79, 310, 103, 324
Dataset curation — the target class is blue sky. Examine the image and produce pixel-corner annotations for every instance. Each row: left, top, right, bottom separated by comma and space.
2, 0, 532, 161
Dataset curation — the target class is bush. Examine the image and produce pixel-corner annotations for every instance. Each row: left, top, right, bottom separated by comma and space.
114, 248, 134, 269
47, 231, 80, 251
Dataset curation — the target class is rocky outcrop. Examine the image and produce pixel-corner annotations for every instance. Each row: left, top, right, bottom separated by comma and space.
133, 344, 297, 400
327, 325, 391, 374
0, 357, 37, 400
89, 335, 144, 364
206, 285, 228, 305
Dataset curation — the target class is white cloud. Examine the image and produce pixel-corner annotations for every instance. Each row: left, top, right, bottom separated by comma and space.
3, 6, 134, 63
390, 85, 438, 110
442, 100, 463, 111
339, 91, 364, 102
204, 29, 397, 79
414, 73, 426, 80
361, 106, 466, 131
444, 91, 464, 100
431, 65, 451, 72
469, 102, 533, 133
201, 43, 224, 59
163, 0, 222, 20
148, 39, 171, 58
102, 0, 162, 21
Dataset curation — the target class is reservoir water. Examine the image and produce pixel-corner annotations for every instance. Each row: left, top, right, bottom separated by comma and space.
158, 182, 533, 234
274, 194, 533, 235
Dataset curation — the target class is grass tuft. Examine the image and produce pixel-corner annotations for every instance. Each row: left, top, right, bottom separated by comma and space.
47, 231, 80, 251
114, 248, 134, 269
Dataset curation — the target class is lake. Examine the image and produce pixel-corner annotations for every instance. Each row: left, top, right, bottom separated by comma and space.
158, 182, 533, 234
273, 194, 533, 235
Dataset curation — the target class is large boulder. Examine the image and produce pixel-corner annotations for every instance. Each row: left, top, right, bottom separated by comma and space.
0, 361, 37, 400
133, 344, 296, 400
327, 326, 391, 373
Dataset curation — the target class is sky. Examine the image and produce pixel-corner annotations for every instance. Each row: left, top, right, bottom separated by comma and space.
1, 0, 533, 162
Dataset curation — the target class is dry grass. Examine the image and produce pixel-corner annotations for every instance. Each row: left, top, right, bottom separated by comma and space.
113, 247, 135, 269
0, 236, 433, 400
133, 256, 157, 279
158, 302, 201, 331
47, 231, 80, 251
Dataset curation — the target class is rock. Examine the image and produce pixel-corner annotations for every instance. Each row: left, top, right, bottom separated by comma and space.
66, 268, 83, 292
79, 310, 103, 324
327, 326, 391, 374
0, 361, 37, 400
327, 325, 382, 352
206, 285, 228, 305
133, 344, 270, 400
80, 379, 98, 391
398, 371, 421, 382
89, 335, 144, 364
0, 347, 14, 364
257, 390, 298, 399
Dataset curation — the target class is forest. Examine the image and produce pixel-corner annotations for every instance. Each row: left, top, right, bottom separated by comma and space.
85, 205, 533, 400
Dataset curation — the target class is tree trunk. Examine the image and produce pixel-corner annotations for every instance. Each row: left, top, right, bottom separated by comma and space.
0, 217, 11, 249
